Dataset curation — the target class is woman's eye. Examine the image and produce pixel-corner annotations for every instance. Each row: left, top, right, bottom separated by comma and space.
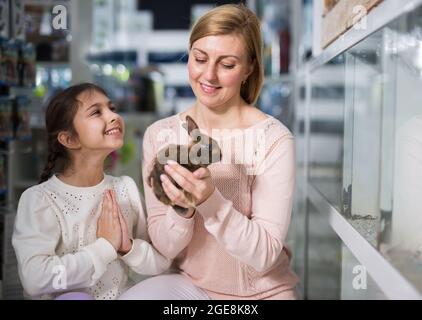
222, 64, 235, 69
195, 58, 206, 64
90, 110, 100, 116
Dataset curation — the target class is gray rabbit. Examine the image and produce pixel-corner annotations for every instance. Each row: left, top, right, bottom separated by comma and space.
147, 116, 222, 215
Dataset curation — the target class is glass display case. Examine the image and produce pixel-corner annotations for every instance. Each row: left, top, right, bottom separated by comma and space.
309, 54, 345, 213
342, 6, 422, 294
292, 0, 422, 299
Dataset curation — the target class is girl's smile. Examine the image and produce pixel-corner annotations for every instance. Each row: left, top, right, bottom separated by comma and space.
104, 125, 123, 137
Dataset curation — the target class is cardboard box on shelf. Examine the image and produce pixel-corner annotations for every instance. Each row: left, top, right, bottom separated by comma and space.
321, 0, 383, 49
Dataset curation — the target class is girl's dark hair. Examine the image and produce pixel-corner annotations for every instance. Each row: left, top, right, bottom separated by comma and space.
39, 83, 108, 183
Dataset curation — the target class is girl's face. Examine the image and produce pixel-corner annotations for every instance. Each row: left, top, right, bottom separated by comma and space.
72, 90, 125, 152
188, 34, 253, 110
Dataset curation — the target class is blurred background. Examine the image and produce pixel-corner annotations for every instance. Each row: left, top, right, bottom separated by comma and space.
1, 0, 422, 300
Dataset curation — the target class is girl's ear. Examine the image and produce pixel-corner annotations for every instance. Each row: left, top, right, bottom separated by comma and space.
57, 131, 81, 150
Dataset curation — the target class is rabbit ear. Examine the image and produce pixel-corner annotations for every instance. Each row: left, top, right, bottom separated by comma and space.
185, 115, 199, 136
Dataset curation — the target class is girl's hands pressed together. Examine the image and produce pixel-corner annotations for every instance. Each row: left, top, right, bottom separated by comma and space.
110, 191, 133, 255
160, 160, 215, 217
97, 190, 121, 251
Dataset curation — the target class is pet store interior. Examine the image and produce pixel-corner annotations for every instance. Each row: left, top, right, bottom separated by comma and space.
0, 0, 422, 300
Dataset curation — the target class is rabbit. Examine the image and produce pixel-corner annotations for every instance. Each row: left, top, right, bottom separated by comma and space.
148, 115, 222, 215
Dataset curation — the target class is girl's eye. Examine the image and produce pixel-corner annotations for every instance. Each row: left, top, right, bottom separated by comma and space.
90, 110, 100, 116
109, 105, 117, 112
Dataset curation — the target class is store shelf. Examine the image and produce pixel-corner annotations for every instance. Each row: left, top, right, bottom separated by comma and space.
264, 74, 294, 83
308, 183, 422, 300
305, 0, 422, 72
23, 0, 69, 5
294, 1, 422, 298
36, 62, 70, 68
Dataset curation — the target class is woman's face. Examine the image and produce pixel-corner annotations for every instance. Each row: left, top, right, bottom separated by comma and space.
188, 34, 253, 110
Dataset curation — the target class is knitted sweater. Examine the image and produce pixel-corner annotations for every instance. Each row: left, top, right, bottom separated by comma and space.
12, 175, 171, 300
142, 114, 299, 299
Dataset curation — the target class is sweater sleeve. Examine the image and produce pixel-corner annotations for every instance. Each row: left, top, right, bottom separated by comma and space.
141, 126, 195, 259
119, 176, 172, 274
12, 188, 117, 297
196, 134, 296, 273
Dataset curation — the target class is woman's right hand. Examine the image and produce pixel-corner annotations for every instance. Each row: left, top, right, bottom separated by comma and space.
97, 190, 121, 251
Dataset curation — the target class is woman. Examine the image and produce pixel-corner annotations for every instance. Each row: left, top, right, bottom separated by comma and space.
119, 3, 299, 300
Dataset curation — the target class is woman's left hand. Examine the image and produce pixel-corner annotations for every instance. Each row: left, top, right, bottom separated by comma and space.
161, 160, 215, 208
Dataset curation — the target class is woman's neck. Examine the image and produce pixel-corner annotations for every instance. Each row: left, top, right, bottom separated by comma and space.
58, 154, 106, 187
193, 99, 247, 133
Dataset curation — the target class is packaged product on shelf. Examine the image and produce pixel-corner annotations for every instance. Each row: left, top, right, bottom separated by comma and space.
0, 38, 8, 85
14, 95, 31, 140
0, 0, 9, 39
279, 27, 290, 73
0, 154, 6, 197
0, 39, 4, 85
323, 0, 340, 15
0, 96, 13, 140
10, 0, 25, 41
18, 42, 36, 87
2, 40, 18, 86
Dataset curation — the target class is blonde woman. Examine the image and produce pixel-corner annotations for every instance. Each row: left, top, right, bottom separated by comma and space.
119, 4, 299, 300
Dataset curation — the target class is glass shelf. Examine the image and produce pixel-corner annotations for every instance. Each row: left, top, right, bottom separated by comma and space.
309, 55, 345, 213
301, 3, 422, 297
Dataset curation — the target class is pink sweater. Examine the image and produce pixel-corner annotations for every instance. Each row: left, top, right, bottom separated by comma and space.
142, 114, 299, 299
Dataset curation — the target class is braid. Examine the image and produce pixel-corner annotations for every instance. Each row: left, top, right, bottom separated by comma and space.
39, 138, 63, 183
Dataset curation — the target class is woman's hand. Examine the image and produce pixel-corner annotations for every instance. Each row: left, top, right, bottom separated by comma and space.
97, 190, 121, 251
161, 160, 215, 213
110, 191, 133, 255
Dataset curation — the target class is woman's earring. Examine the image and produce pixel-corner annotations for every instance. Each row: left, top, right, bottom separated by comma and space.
242, 79, 247, 85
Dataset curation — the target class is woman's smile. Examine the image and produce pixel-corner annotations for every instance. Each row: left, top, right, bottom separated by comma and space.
199, 82, 222, 94
188, 34, 253, 110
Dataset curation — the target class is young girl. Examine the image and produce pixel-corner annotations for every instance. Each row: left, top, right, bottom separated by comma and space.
12, 83, 171, 300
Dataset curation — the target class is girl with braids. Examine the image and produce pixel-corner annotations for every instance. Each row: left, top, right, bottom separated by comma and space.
12, 83, 171, 300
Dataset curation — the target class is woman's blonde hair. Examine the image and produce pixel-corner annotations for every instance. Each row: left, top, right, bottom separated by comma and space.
189, 4, 263, 105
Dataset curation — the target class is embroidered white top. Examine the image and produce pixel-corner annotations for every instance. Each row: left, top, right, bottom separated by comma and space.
12, 174, 171, 300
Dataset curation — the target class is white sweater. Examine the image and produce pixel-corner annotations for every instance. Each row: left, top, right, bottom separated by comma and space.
12, 174, 171, 300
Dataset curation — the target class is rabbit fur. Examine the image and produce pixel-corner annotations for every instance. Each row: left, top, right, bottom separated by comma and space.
147, 115, 222, 215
